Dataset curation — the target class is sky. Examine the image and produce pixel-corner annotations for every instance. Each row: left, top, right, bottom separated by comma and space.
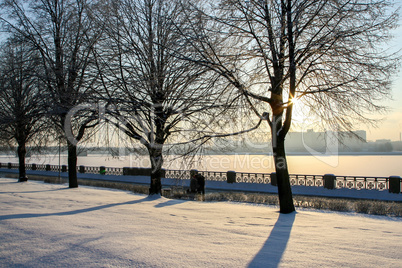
363, 3, 402, 141
290, 4, 402, 142
0, 178, 401, 267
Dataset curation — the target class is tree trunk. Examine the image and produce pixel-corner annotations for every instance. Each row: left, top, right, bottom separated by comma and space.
148, 148, 163, 195
271, 111, 295, 213
17, 142, 27, 182
272, 134, 295, 214
67, 140, 78, 188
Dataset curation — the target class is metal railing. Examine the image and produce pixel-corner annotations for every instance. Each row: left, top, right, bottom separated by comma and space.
335, 176, 389, 191
235, 172, 271, 184
1, 162, 400, 193
289, 174, 324, 187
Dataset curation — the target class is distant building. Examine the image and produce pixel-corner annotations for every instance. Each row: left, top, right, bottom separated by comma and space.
392, 141, 402, 151
369, 139, 393, 152
285, 129, 367, 152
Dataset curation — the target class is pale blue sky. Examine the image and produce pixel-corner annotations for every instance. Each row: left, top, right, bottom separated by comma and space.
366, 3, 402, 141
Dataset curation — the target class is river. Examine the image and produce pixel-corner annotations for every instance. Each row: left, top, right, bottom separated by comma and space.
1, 153, 401, 177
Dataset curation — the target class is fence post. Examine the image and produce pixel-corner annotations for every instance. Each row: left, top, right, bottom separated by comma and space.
8, 162, 11, 169
227, 171, 236, 184
132, 167, 140, 175
389, 176, 401, 194
323, 174, 336, 189
270, 172, 277, 186
61, 165, 67, 173
79, 165, 85, 173
32, 163, 37, 171
46, 164, 51, 171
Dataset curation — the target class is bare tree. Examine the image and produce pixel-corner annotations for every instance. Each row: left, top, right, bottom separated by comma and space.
1, 0, 103, 188
0, 37, 47, 182
178, 0, 400, 213
94, 0, 236, 195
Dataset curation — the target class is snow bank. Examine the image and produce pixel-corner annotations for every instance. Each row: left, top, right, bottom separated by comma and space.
0, 178, 401, 267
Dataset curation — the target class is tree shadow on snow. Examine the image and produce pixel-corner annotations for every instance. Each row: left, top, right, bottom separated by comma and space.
0, 187, 71, 195
0, 180, 18, 184
248, 212, 296, 268
0, 196, 152, 221
154, 198, 191, 208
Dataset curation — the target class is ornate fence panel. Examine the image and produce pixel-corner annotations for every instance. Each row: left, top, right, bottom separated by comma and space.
164, 169, 191, 188
35, 164, 47, 171
290, 174, 324, 187
335, 176, 389, 191
25, 164, 33, 170
165, 169, 190, 180
200, 171, 226, 182
84, 166, 100, 174
106, 167, 123, 176
49, 165, 60, 172
235, 172, 270, 184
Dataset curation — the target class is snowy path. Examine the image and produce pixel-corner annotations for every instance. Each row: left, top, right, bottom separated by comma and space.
0, 178, 401, 267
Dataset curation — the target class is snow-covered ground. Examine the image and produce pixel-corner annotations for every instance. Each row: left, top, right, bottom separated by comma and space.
1, 178, 401, 267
